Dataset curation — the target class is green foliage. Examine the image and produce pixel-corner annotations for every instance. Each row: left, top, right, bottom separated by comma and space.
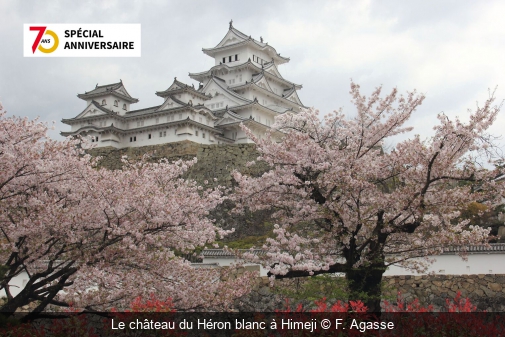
272, 274, 397, 305
216, 222, 275, 249
0, 265, 8, 280
273, 274, 349, 302
219, 234, 271, 249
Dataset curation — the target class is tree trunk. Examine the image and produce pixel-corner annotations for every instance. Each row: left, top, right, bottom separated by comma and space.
345, 260, 386, 313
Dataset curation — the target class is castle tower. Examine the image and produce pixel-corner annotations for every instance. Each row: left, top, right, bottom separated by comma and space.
189, 20, 305, 142
61, 22, 305, 148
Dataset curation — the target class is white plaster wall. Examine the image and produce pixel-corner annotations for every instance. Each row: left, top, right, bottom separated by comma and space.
385, 253, 505, 276
203, 253, 505, 277
214, 50, 243, 67
1, 271, 29, 298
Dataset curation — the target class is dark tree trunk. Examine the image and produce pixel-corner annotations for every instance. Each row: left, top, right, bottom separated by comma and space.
345, 260, 386, 313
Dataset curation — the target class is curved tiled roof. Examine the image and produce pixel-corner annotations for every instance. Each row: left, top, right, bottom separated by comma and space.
203, 249, 266, 257
231, 81, 305, 108
203, 25, 290, 64
156, 79, 211, 100
78, 81, 139, 103
202, 244, 505, 258
189, 60, 301, 90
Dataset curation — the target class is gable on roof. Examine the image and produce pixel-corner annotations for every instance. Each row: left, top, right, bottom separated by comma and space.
264, 62, 284, 79
201, 77, 252, 105
284, 88, 304, 106
156, 96, 185, 111
253, 73, 275, 94
215, 110, 247, 126
73, 101, 112, 119
78, 81, 139, 103
216, 30, 246, 48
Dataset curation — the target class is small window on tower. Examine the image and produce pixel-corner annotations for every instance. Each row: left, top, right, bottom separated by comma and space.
202, 133, 205, 139
101, 99, 106, 105
163, 131, 166, 137
130, 137, 133, 142
96, 136, 98, 142
229, 56, 232, 62
195, 131, 199, 137
148, 134, 151, 139
123, 104, 127, 110
114, 100, 118, 107
235, 54, 238, 61
222, 57, 226, 64
133, 136, 136, 141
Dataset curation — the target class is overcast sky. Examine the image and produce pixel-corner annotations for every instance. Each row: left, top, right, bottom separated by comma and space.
1, 0, 504, 153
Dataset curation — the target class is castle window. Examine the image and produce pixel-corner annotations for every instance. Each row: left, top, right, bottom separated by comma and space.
159, 132, 162, 137
229, 56, 232, 62
123, 104, 127, 110
96, 136, 98, 142
202, 133, 205, 139
134, 136, 136, 141
195, 131, 199, 137
163, 131, 166, 137
101, 99, 106, 105
235, 54, 238, 61
148, 134, 151, 139
114, 100, 118, 107
222, 57, 226, 64
130, 137, 133, 142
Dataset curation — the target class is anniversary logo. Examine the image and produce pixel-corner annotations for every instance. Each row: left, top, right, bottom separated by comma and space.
23, 24, 141, 57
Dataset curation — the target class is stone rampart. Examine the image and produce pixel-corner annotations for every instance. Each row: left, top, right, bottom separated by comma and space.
89, 142, 272, 237
236, 274, 505, 312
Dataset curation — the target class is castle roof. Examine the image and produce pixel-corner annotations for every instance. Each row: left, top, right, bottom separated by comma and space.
77, 80, 139, 103
202, 22, 290, 65
156, 78, 211, 100
231, 80, 305, 108
189, 60, 302, 89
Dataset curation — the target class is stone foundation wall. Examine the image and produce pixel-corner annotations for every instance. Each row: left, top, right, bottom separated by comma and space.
383, 274, 505, 312
89, 141, 267, 187
236, 274, 505, 312
89, 142, 272, 238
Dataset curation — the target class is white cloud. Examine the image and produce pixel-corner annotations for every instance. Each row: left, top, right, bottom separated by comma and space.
0, 0, 503, 152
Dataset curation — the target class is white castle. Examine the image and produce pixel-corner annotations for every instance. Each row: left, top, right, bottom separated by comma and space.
61, 21, 305, 148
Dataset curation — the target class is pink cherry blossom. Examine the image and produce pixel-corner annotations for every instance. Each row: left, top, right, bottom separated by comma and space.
0, 106, 252, 316
233, 82, 504, 312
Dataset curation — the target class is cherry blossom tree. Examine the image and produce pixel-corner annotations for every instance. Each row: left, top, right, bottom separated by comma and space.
0, 107, 252, 318
233, 83, 504, 312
